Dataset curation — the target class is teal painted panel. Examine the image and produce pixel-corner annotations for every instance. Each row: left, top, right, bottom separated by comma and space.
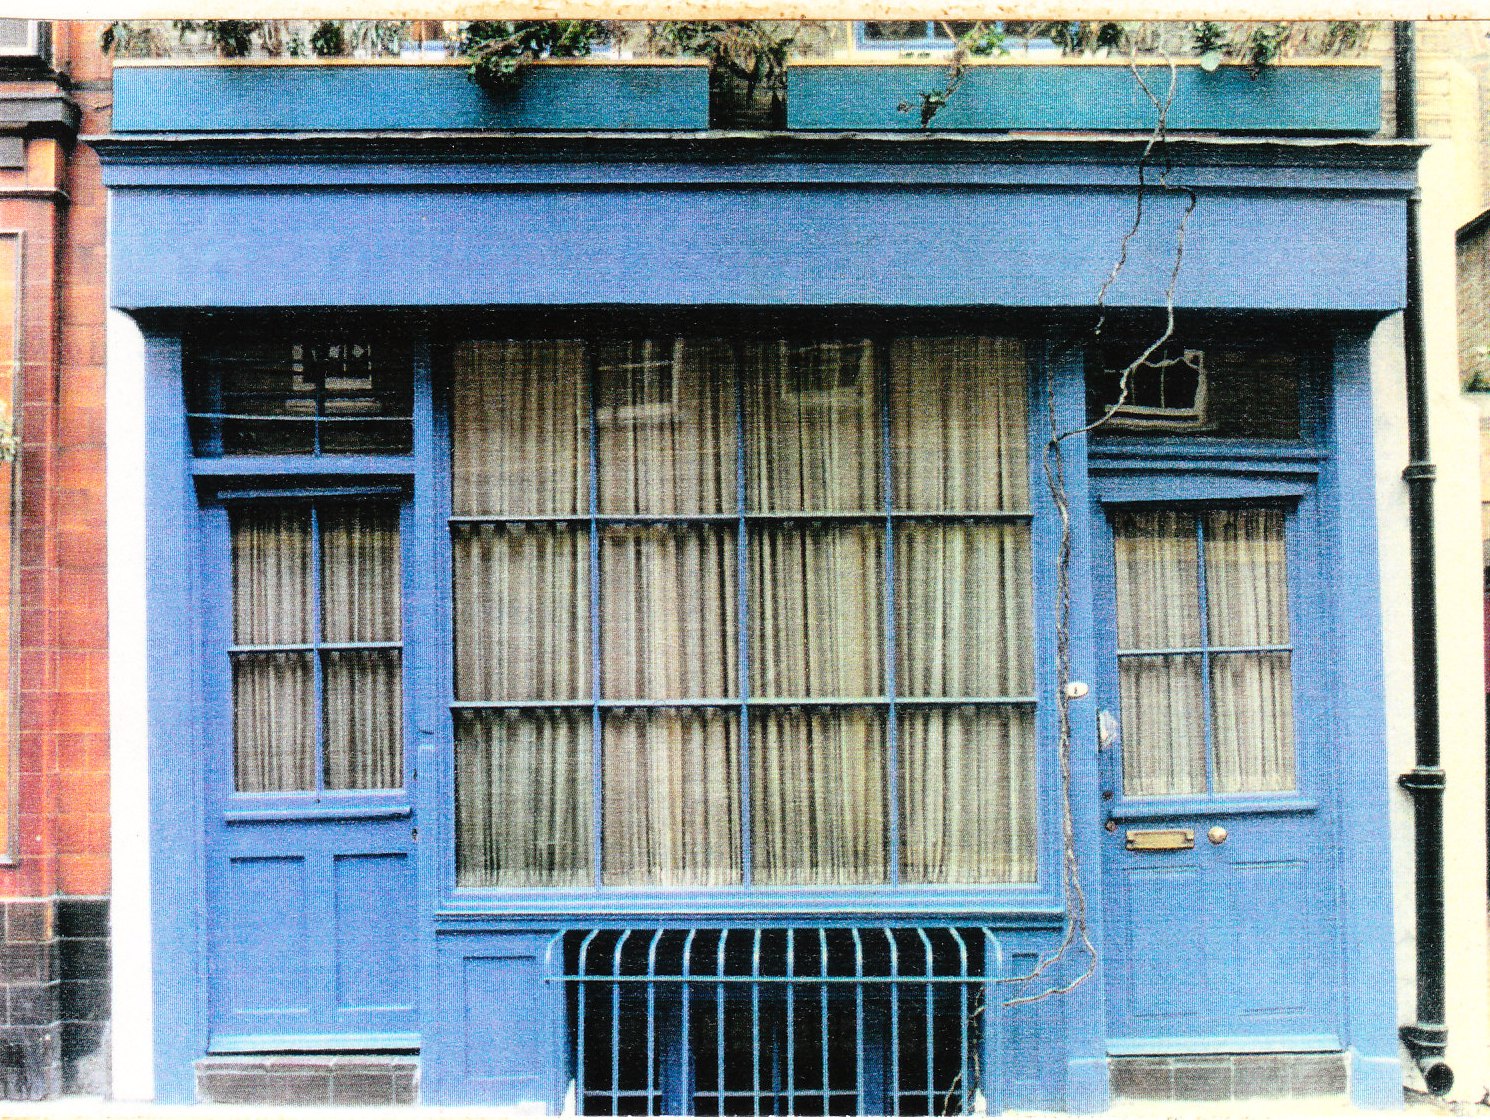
112, 62, 709, 132
787, 63, 1381, 134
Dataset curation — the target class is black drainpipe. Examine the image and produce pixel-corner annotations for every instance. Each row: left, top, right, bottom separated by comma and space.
1393, 19, 1453, 1098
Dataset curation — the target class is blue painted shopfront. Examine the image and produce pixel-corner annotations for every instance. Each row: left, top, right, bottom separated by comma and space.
99, 73, 1414, 1111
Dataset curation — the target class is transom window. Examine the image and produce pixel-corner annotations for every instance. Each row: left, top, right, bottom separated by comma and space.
449, 335, 1037, 889
230, 500, 404, 792
1111, 507, 1296, 797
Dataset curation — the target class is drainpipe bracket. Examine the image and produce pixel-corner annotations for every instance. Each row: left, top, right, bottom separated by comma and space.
1403, 461, 1437, 483
1398, 766, 1446, 794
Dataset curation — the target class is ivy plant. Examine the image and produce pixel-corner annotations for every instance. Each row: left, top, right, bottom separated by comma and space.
456, 21, 609, 94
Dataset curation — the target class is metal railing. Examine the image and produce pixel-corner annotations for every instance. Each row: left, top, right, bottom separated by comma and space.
547, 927, 1005, 1117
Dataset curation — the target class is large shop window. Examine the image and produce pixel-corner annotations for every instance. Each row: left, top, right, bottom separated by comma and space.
450, 336, 1037, 889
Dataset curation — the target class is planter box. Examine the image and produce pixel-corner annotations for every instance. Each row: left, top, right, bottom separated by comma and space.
112, 60, 710, 133
786, 61, 1381, 135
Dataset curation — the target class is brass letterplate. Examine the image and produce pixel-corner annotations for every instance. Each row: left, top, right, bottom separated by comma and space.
1125, 827, 1195, 852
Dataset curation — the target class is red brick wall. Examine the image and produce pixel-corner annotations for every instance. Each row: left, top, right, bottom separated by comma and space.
0, 22, 111, 903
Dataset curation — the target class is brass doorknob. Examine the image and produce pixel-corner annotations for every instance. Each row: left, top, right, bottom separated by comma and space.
1207, 826, 1228, 845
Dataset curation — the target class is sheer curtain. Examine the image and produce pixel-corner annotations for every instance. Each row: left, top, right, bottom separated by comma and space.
892, 337, 1035, 883
1204, 508, 1295, 792
1112, 510, 1207, 796
232, 506, 314, 792
321, 503, 402, 790
453, 341, 593, 886
744, 339, 887, 885
598, 340, 741, 886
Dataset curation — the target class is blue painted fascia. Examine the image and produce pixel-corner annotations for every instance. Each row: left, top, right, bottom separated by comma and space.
96, 136, 1418, 314
787, 62, 1381, 135
112, 61, 710, 133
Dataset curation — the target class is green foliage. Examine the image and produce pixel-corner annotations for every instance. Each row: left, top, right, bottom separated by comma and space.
309, 21, 345, 58
174, 20, 262, 59
1190, 21, 1228, 56
456, 21, 609, 94
1041, 21, 1129, 55
897, 21, 1009, 129
1244, 23, 1291, 74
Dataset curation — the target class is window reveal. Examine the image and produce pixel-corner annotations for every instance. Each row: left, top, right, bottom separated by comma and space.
230, 501, 404, 792
1111, 507, 1296, 797
450, 335, 1036, 889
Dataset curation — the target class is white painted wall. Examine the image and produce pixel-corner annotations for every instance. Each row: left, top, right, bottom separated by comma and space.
1382, 136, 1490, 1100
106, 301, 154, 1102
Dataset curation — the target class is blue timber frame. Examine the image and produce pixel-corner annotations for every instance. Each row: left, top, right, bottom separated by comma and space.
102, 130, 1417, 1110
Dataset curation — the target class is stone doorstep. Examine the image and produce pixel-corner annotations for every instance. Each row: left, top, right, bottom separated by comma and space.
195, 1055, 419, 1108
1109, 1051, 1350, 1102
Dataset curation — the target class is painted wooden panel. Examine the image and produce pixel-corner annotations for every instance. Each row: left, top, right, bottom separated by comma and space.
333, 853, 416, 1012
225, 856, 310, 1013
109, 185, 1406, 312
788, 63, 1381, 135
1227, 860, 1308, 1017
1123, 865, 1207, 1026
112, 62, 709, 133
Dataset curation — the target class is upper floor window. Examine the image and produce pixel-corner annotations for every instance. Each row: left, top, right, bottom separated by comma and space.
186, 326, 414, 456
449, 334, 1037, 889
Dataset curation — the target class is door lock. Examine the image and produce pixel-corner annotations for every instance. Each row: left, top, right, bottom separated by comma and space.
1207, 826, 1228, 845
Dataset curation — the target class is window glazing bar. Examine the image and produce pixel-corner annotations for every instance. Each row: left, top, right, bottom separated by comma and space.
309, 504, 325, 792
880, 339, 901, 887
735, 345, 753, 888
229, 640, 403, 654
587, 348, 604, 889
1195, 516, 1218, 795
448, 510, 1033, 525
1116, 643, 1292, 657
448, 696, 1039, 710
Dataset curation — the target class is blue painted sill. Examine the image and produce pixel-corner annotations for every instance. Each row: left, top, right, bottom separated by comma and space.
787, 61, 1382, 135
111, 60, 711, 133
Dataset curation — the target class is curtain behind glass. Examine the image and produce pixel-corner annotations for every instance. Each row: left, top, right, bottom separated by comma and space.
1113, 510, 1206, 796
232, 507, 314, 792
891, 337, 1035, 882
452, 340, 587, 516
1205, 509, 1295, 792
453, 341, 593, 886
321, 504, 402, 790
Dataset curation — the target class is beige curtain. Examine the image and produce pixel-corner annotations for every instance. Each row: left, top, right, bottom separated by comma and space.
321, 504, 402, 790
232, 507, 314, 792
455, 710, 593, 887
1204, 509, 1295, 792
1112, 510, 1207, 796
452, 340, 588, 517
891, 338, 1035, 882
596, 338, 736, 516
450, 335, 1036, 888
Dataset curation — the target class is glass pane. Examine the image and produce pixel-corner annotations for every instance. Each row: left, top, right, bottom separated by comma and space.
455, 710, 593, 887
232, 506, 312, 645
743, 339, 880, 513
891, 336, 1028, 511
233, 651, 314, 792
321, 503, 401, 643
323, 649, 403, 790
749, 525, 883, 698
600, 526, 737, 700
595, 338, 737, 516
901, 707, 1035, 884
451, 340, 588, 516
897, 524, 1031, 698
1211, 651, 1296, 793
1204, 508, 1290, 648
1118, 654, 1206, 797
452, 523, 590, 702
751, 707, 887, 885
602, 709, 741, 887
1112, 510, 1201, 650
187, 332, 413, 456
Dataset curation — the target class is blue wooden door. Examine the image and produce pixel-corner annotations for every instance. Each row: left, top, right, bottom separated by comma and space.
1096, 503, 1340, 1052
201, 496, 420, 1052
